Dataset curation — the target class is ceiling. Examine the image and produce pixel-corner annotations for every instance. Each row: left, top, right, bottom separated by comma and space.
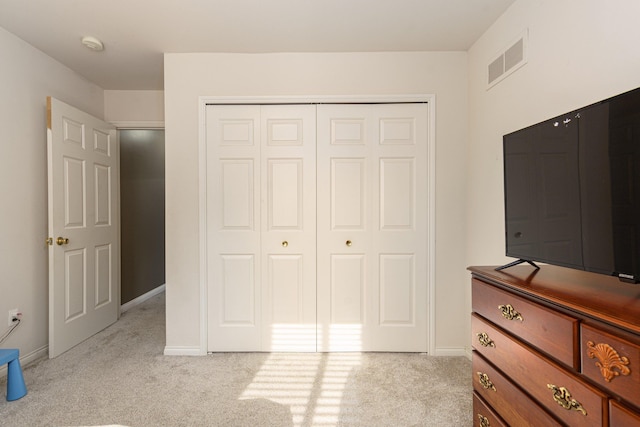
0, 0, 515, 90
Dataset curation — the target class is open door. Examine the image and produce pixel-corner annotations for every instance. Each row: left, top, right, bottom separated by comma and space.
47, 97, 119, 358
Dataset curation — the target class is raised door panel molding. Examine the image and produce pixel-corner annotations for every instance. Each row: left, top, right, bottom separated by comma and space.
219, 120, 255, 146
379, 254, 415, 325
220, 160, 255, 230
331, 158, 366, 230
379, 158, 414, 230
267, 159, 303, 230
267, 119, 304, 146
380, 118, 415, 145
331, 119, 366, 145
93, 129, 111, 156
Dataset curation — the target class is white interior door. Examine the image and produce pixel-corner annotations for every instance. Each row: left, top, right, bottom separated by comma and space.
47, 97, 119, 358
206, 105, 316, 351
316, 103, 429, 352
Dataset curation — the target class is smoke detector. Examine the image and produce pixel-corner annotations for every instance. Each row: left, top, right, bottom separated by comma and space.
81, 36, 104, 52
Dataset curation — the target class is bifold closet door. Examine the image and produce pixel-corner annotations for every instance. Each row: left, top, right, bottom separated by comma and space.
206, 104, 316, 352
316, 104, 429, 352
259, 105, 316, 351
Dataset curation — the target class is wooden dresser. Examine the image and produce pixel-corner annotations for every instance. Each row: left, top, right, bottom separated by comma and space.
469, 265, 640, 427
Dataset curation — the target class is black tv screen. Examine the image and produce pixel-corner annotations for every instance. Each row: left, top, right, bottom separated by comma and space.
502, 87, 640, 283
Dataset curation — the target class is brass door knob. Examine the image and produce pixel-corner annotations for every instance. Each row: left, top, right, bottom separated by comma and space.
282, 241, 288, 247
346, 240, 352, 247
56, 237, 69, 246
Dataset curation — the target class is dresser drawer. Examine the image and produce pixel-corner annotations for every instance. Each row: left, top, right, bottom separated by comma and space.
581, 323, 640, 406
610, 400, 640, 427
472, 278, 579, 368
473, 351, 561, 427
472, 314, 607, 427
473, 391, 508, 427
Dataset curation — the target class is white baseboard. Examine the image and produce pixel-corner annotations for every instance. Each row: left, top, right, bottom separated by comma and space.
432, 347, 468, 357
0, 344, 48, 378
163, 346, 205, 356
162, 344, 469, 357
0, 285, 167, 379
121, 284, 165, 313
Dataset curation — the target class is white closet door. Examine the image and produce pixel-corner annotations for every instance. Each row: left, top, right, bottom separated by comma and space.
317, 104, 429, 352
207, 104, 317, 352
207, 105, 262, 351
260, 105, 317, 351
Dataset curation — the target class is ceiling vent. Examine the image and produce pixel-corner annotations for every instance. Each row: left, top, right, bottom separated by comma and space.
487, 29, 528, 89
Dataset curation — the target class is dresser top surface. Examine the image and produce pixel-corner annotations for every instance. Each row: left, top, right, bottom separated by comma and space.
468, 265, 640, 335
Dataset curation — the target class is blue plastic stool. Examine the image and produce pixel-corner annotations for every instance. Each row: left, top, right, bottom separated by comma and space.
0, 349, 27, 401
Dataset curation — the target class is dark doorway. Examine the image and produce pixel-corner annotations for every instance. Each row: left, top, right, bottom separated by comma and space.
120, 129, 165, 304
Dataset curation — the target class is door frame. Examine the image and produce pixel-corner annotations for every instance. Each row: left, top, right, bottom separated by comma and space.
197, 94, 436, 355
110, 121, 165, 311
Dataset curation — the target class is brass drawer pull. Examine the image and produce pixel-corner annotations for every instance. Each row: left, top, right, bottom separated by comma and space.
498, 304, 523, 321
586, 341, 631, 382
546, 384, 587, 415
476, 332, 495, 348
477, 414, 491, 427
477, 372, 496, 391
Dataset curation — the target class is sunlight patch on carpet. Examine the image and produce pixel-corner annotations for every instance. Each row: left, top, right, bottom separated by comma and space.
240, 353, 362, 426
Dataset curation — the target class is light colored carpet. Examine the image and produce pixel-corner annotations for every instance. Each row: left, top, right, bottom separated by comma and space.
0, 292, 472, 426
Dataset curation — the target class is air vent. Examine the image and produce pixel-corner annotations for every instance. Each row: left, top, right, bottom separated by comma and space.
487, 29, 528, 89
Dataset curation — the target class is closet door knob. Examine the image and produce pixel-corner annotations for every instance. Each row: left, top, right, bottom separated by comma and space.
282, 241, 288, 247
346, 240, 352, 247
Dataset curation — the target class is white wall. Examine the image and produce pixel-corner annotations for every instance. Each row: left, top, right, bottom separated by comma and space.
104, 90, 164, 125
466, 0, 640, 350
0, 26, 104, 362
164, 52, 470, 354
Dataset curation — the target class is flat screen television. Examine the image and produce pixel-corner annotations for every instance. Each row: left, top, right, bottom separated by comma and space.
500, 86, 640, 284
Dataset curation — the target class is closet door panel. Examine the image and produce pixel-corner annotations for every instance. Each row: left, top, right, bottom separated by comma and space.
207, 105, 262, 351
370, 104, 428, 351
317, 103, 429, 352
261, 105, 317, 352
317, 105, 372, 352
